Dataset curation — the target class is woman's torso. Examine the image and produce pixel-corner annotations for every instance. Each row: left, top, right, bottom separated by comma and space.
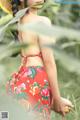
18, 13, 45, 67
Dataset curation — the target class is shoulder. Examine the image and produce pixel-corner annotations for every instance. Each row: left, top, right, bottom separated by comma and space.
39, 16, 52, 26
38, 17, 56, 45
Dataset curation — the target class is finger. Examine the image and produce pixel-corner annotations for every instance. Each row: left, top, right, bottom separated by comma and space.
58, 108, 66, 116
66, 103, 74, 108
64, 101, 74, 108
62, 111, 66, 117
61, 97, 74, 108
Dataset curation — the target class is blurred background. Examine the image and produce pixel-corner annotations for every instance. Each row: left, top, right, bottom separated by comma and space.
0, 0, 80, 120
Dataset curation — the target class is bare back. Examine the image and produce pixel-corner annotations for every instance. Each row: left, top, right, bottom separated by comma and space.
18, 12, 54, 67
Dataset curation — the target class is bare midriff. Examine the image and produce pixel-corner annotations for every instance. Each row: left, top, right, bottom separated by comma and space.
22, 56, 44, 67
20, 45, 44, 67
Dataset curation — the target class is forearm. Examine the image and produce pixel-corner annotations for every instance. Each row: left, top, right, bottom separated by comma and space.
39, 36, 61, 99
44, 60, 61, 100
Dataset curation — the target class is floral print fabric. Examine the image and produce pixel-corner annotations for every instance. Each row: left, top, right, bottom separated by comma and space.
6, 65, 52, 120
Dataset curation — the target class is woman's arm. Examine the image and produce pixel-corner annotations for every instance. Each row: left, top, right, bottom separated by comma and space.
39, 35, 60, 100
39, 34, 68, 116
38, 17, 60, 100
38, 17, 73, 116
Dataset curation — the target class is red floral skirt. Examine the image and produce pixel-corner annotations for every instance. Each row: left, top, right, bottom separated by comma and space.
6, 65, 52, 120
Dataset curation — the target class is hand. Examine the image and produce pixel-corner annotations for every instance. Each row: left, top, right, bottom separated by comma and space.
60, 97, 74, 113
51, 97, 74, 116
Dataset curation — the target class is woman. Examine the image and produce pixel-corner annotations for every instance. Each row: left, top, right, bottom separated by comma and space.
0, 0, 73, 120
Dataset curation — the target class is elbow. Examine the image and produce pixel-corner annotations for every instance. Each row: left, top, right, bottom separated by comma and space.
43, 56, 56, 68
44, 60, 54, 67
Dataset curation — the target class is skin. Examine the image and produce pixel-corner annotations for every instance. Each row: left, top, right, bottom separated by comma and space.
18, 0, 73, 117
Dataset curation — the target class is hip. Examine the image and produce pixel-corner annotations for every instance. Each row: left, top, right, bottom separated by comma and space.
6, 65, 52, 100
6, 65, 52, 119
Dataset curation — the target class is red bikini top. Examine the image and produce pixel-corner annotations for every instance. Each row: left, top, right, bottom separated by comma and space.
21, 51, 42, 58
21, 52, 43, 65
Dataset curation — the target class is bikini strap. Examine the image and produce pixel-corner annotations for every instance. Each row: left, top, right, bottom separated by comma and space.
21, 52, 42, 58
21, 52, 43, 66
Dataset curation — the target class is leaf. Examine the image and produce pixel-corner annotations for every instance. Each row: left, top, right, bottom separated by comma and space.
0, 42, 28, 61
60, 41, 80, 49
0, 86, 27, 120
0, 8, 29, 41
0, 86, 44, 120
0, 14, 13, 26
18, 21, 80, 41
0, 64, 6, 83
53, 46, 80, 74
